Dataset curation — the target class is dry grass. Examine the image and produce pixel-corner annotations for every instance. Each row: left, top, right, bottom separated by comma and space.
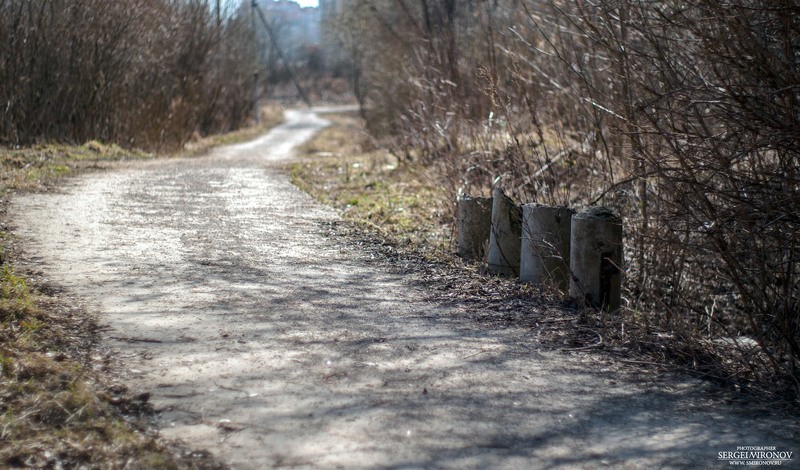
0, 141, 152, 195
290, 112, 454, 256
290, 112, 581, 314
0, 262, 214, 468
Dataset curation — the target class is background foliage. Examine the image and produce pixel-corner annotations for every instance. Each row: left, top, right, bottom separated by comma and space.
0, 0, 257, 150
331, 0, 800, 393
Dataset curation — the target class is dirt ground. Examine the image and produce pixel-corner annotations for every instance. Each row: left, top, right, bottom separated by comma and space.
9, 108, 798, 469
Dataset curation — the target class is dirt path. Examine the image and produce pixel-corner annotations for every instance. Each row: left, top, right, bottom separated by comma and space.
10, 108, 798, 469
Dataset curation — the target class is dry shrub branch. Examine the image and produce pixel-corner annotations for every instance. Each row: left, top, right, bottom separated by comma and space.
331, 0, 800, 397
0, 0, 257, 151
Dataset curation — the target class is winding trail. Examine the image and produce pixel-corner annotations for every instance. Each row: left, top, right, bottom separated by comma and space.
10, 108, 797, 469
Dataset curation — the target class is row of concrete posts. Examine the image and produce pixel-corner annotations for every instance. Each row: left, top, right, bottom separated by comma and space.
457, 187, 623, 312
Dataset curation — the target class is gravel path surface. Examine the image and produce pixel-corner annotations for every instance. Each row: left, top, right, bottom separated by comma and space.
10, 108, 798, 469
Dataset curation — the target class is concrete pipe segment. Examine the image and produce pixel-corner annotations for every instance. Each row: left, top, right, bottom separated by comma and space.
520, 204, 575, 292
569, 206, 623, 312
487, 187, 522, 276
456, 195, 493, 260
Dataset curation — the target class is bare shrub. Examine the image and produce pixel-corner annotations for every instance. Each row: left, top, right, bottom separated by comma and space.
0, 0, 257, 150
332, 0, 800, 394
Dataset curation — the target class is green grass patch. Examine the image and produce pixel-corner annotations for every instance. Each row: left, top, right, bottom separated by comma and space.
290, 114, 454, 254
0, 142, 153, 194
0, 265, 35, 323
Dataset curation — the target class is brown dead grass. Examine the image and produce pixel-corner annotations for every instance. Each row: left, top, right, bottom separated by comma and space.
0, 262, 214, 469
290, 112, 454, 257
0, 141, 153, 196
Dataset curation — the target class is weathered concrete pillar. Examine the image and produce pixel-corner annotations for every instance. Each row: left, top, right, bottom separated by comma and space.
520, 204, 575, 291
569, 206, 623, 312
487, 187, 522, 276
456, 195, 493, 260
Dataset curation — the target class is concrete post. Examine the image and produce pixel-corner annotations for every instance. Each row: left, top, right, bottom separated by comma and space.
569, 206, 623, 312
520, 204, 575, 291
487, 187, 522, 276
456, 195, 493, 260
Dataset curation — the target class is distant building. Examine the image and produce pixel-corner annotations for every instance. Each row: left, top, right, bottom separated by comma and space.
262, 0, 320, 44
250, 0, 349, 76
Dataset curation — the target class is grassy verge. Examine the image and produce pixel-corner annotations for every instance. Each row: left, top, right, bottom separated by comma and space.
290, 112, 453, 257
0, 263, 182, 468
0, 107, 286, 468
0, 235, 223, 467
0, 141, 153, 195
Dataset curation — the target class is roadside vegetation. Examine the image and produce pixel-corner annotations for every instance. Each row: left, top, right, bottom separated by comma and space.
320, 0, 800, 401
292, 106, 798, 405
0, 262, 185, 468
291, 113, 451, 255
0, 0, 256, 151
